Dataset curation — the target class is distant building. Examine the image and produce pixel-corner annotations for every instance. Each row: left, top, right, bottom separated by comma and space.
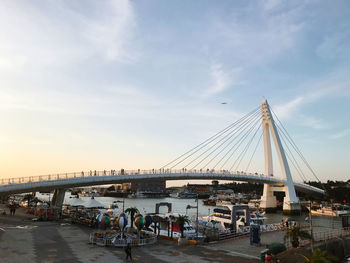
186, 184, 212, 194
130, 180, 166, 193
122, 183, 131, 191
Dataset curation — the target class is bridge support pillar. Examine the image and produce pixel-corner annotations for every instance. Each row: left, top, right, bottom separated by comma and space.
260, 184, 277, 212
283, 201, 301, 215
51, 188, 66, 219
282, 186, 301, 215
260, 100, 301, 215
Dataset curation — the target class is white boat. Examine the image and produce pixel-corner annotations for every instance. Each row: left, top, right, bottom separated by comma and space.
248, 199, 261, 210
201, 205, 248, 231
308, 206, 350, 217
128, 191, 146, 198
215, 200, 233, 206
201, 205, 267, 231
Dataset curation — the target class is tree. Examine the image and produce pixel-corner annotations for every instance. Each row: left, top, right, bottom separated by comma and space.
299, 248, 338, 263
284, 226, 312, 248
125, 207, 139, 228
176, 215, 190, 238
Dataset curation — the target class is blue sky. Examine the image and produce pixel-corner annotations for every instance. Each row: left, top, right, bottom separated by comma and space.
0, 0, 349, 184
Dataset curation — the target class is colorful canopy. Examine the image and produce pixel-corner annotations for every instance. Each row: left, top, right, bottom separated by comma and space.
134, 214, 144, 230
144, 215, 153, 228
116, 213, 128, 230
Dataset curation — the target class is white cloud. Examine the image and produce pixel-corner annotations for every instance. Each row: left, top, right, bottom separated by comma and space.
274, 97, 304, 119
263, 0, 281, 11
0, 0, 137, 73
211, 2, 304, 67
207, 64, 231, 95
316, 28, 350, 60
82, 0, 137, 62
299, 115, 328, 130
274, 97, 328, 130
329, 129, 350, 140
204, 64, 241, 96
273, 68, 350, 126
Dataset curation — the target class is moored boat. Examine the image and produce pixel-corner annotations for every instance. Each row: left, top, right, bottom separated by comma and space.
308, 206, 350, 217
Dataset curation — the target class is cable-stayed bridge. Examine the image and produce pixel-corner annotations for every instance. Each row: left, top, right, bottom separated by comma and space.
0, 100, 325, 214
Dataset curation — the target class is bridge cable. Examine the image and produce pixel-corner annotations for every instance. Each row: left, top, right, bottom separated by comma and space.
277, 125, 308, 182
284, 150, 308, 183
230, 120, 262, 172
160, 106, 260, 169
210, 121, 261, 171
279, 132, 308, 183
173, 109, 261, 170
270, 108, 324, 189
179, 109, 261, 170
209, 115, 260, 171
245, 132, 263, 173
196, 112, 262, 170
270, 108, 322, 183
218, 116, 262, 170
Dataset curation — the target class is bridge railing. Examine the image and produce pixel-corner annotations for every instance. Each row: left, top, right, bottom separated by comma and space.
0, 169, 273, 186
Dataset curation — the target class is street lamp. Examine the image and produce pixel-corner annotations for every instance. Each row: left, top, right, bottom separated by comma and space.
186, 194, 199, 239
309, 200, 313, 251
115, 197, 125, 213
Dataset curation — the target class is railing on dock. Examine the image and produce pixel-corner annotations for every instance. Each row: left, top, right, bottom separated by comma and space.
195, 221, 284, 242
89, 232, 157, 247
284, 227, 350, 248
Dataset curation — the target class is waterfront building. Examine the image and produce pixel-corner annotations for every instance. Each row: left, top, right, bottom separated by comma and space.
130, 180, 166, 193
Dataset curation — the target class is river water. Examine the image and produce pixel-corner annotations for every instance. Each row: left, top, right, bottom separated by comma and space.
36, 192, 342, 228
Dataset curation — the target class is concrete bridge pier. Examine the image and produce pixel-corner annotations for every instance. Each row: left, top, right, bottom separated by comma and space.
282, 186, 301, 215
51, 188, 66, 219
259, 184, 277, 212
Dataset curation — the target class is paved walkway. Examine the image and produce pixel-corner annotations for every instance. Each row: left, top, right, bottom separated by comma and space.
0, 206, 262, 263
1, 205, 342, 263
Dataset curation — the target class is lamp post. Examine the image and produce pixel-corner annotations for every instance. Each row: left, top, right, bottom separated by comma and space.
116, 197, 125, 213
186, 194, 199, 239
309, 200, 313, 251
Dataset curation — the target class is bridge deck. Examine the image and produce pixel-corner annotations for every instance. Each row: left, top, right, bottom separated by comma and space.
0, 169, 324, 196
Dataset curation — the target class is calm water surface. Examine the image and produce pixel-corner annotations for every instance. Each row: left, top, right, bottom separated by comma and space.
37, 192, 341, 228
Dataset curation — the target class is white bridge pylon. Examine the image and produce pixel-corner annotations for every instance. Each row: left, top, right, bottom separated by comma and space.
260, 99, 300, 214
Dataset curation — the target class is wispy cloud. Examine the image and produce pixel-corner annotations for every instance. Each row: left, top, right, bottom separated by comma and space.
274, 97, 328, 130
0, 0, 138, 73
329, 129, 350, 140
210, 2, 304, 67
316, 24, 350, 60
203, 64, 242, 97
81, 0, 137, 62
299, 115, 328, 130
274, 97, 304, 119
206, 64, 231, 95
273, 67, 350, 128
262, 0, 281, 11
